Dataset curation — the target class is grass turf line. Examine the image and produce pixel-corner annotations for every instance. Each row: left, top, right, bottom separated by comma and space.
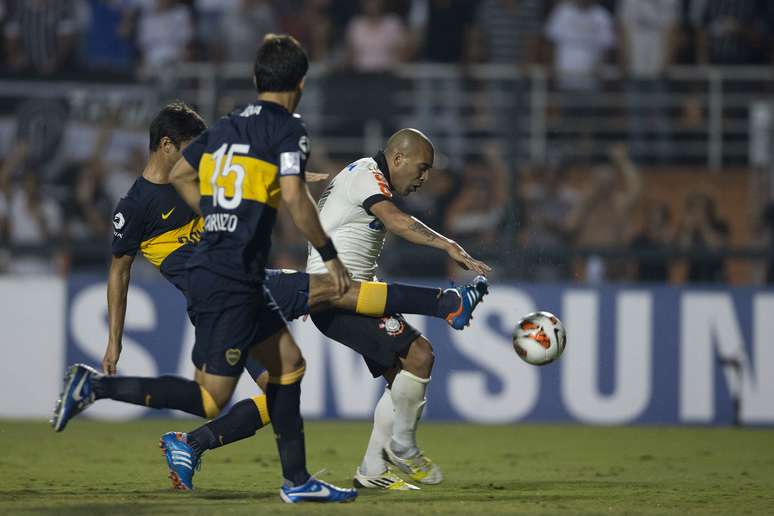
0, 420, 772, 515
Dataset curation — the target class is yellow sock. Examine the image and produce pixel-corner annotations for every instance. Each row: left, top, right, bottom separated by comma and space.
200, 385, 221, 419
251, 395, 270, 426
268, 365, 306, 385
356, 281, 388, 316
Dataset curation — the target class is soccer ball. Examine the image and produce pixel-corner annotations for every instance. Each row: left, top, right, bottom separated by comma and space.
512, 311, 567, 366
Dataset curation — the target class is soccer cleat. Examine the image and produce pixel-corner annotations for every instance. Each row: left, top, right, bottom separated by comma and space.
446, 275, 489, 330
280, 476, 358, 504
353, 467, 420, 491
159, 432, 201, 491
383, 444, 444, 485
51, 363, 101, 432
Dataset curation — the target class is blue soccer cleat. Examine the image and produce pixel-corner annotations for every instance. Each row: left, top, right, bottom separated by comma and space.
51, 363, 101, 432
280, 475, 358, 504
160, 432, 201, 491
446, 275, 489, 330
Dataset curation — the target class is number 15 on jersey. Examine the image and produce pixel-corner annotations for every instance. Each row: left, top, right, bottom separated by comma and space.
209, 143, 249, 209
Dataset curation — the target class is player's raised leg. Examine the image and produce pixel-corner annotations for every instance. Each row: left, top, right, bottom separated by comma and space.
307, 274, 490, 329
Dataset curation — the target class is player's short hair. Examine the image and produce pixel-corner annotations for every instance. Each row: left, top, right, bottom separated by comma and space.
148, 101, 206, 152
253, 34, 309, 93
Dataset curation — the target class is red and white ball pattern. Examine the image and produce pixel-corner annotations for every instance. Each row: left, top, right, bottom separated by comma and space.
512, 311, 567, 366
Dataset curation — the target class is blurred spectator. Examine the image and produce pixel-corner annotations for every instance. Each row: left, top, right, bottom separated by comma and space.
280, 0, 333, 62
693, 0, 770, 65
104, 143, 147, 206
136, 0, 193, 77
545, 0, 614, 162
519, 160, 579, 281
3, 0, 80, 76
346, 0, 408, 72
0, 141, 28, 257
54, 116, 116, 244
764, 200, 774, 283
409, 0, 476, 63
472, 0, 544, 65
326, 0, 408, 141
409, 0, 477, 168
213, 0, 278, 63
79, 0, 137, 73
619, 0, 679, 163
675, 191, 729, 283
630, 199, 673, 282
445, 143, 508, 273
194, 0, 237, 55
545, 0, 614, 91
0, 168, 64, 274
471, 1, 545, 163
56, 160, 112, 240
568, 144, 642, 282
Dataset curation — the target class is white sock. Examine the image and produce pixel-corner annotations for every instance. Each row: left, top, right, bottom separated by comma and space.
389, 370, 429, 458
359, 387, 394, 476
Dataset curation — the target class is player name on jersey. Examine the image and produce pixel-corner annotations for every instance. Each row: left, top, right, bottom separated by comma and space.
204, 213, 238, 233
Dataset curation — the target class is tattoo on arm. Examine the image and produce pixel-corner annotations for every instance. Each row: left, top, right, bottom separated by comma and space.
408, 221, 438, 242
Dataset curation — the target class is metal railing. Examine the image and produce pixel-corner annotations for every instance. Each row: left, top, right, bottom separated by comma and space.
2, 64, 771, 168
1, 64, 773, 281
168, 63, 774, 168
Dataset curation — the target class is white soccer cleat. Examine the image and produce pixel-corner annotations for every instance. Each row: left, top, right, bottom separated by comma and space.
383, 444, 444, 485
353, 467, 420, 491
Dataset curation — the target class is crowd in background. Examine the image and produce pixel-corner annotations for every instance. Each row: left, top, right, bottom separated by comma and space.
1, 0, 774, 284
2, 0, 774, 77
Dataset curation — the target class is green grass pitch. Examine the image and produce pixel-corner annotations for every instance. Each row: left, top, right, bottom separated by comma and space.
1, 419, 773, 515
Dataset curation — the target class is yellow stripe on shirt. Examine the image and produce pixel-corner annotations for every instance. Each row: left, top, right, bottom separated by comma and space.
198, 153, 281, 209
139, 217, 203, 267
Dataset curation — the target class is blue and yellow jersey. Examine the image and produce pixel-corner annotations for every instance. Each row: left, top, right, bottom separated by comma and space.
181, 101, 309, 283
111, 177, 201, 293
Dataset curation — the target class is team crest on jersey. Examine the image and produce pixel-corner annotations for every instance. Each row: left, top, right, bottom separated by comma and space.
379, 317, 405, 336
225, 348, 242, 366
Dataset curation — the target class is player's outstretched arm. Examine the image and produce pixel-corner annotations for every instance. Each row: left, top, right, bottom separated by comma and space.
105, 254, 134, 375
280, 175, 351, 297
170, 157, 202, 215
370, 200, 491, 275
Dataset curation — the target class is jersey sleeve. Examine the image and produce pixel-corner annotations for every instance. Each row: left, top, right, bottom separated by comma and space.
346, 166, 393, 215
181, 129, 209, 170
276, 116, 309, 180
111, 197, 143, 257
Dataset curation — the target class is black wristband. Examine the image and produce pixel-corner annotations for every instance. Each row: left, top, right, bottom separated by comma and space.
316, 238, 338, 261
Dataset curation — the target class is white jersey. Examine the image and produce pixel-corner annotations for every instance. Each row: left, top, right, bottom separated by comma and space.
307, 156, 394, 280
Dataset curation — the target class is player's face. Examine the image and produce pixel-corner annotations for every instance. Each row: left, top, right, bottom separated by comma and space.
392, 148, 433, 196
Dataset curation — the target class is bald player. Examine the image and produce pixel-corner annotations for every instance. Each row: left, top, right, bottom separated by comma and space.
307, 129, 491, 490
